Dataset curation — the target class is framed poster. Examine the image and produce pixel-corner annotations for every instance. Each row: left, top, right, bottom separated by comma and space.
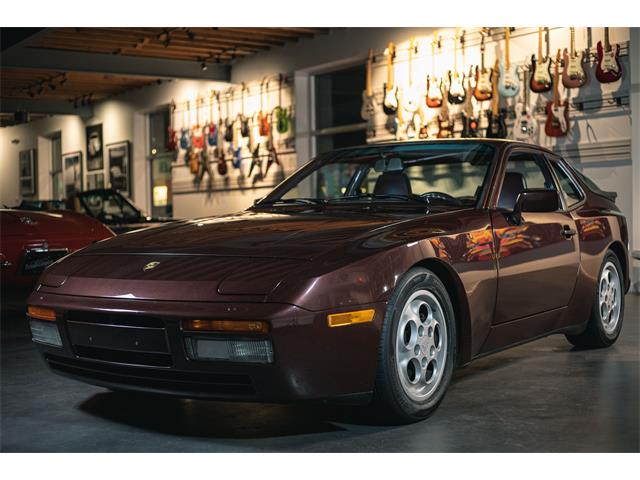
63, 151, 83, 197
86, 124, 103, 171
107, 140, 131, 196
86, 172, 105, 190
19, 149, 37, 196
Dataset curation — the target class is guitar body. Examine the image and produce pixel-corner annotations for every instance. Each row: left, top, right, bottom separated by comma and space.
224, 120, 234, 142
498, 63, 520, 98
436, 114, 453, 138
259, 113, 270, 137
382, 83, 399, 114
425, 76, 443, 108
513, 106, 538, 143
447, 71, 466, 105
473, 67, 492, 102
180, 128, 191, 150
562, 50, 588, 89
485, 109, 507, 139
403, 86, 420, 114
360, 90, 376, 121
189, 150, 200, 174
206, 123, 217, 147
545, 100, 569, 137
248, 145, 262, 177
240, 116, 250, 138
530, 55, 553, 93
166, 126, 178, 151
596, 42, 622, 83
265, 145, 281, 175
191, 126, 205, 150
461, 112, 479, 138
274, 106, 289, 134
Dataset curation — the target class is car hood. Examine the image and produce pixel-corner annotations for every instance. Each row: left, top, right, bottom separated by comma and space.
77, 209, 417, 260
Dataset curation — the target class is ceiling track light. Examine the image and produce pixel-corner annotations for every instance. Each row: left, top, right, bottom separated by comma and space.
200, 60, 208, 71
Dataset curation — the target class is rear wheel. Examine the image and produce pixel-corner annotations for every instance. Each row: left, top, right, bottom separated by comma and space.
566, 251, 625, 348
373, 267, 456, 423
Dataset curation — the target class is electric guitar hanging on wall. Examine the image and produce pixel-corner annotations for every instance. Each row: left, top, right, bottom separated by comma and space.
530, 27, 553, 93
596, 27, 623, 84
437, 83, 453, 138
259, 78, 270, 137
486, 60, 507, 138
180, 101, 192, 150
191, 96, 205, 150
513, 64, 538, 143
473, 30, 492, 102
461, 68, 479, 138
426, 33, 443, 108
498, 28, 520, 98
206, 91, 218, 147
361, 48, 376, 138
562, 27, 588, 89
166, 100, 178, 151
447, 29, 466, 105
383, 42, 399, 115
545, 50, 569, 137
403, 38, 421, 114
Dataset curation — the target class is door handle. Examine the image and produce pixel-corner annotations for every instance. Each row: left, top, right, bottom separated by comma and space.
562, 225, 577, 239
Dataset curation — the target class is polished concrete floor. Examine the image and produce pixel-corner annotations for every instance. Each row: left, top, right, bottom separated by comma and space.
1, 291, 638, 452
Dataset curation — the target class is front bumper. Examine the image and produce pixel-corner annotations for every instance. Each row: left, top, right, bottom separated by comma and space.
28, 291, 385, 403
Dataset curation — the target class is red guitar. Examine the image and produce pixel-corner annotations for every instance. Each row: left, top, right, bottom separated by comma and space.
259, 78, 270, 137
166, 100, 178, 151
545, 50, 569, 138
596, 27, 623, 84
191, 97, 205, 150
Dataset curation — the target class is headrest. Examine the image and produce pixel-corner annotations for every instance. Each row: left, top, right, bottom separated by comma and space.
374, 171, 412, 197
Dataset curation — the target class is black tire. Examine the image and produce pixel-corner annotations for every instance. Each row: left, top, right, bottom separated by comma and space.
373, 267, 457, 423
566, 251, 625, 348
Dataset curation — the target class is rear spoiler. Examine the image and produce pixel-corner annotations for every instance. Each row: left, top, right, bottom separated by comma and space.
599, 190, 618, 203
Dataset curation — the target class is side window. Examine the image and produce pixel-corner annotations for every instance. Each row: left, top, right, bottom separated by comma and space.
548, 160, 584, 208
497, 151, 557, 210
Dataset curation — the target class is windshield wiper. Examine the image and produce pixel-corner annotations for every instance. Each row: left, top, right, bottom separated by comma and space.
256, 198, 326, 206
327, 193, 430, 204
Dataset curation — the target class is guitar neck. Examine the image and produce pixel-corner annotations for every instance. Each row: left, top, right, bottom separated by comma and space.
538, 27, 543, 60
366, 49, 373, 95
553, 50, 560, 106
604, 27, 611, 51
570, 27, 576, 57
386, 43, 394, 87
408, 40, 414, 86
505, 28, 510, 68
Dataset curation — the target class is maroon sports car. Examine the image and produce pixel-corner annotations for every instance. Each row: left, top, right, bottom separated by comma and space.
27, 140, 629, 422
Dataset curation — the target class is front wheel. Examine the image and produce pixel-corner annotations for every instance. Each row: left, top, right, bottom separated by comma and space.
566, 251, 625, 348
373, 267, 457, 423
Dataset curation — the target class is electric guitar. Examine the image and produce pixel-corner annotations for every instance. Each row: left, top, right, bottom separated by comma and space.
248, 115, 263, 178
426, 33, 443, 108
224, 92, 234, 143
191, 97, 205, 150
214, 96, 227, 175
596, 27, 623, 84
205, 92, 217, 147
166, 100, 178, 151
239, 85, 250, 138
403, 39, 421, 114
264, 112, 281, 175
361, 49, 376, 121
562, 27, 588, 89
486, 60, 507, 138
498, 28, 520, 98
513, 64, 538, 142
259, 79, 270, 137
545, 50, 569, 137
273, 75, 290, 134
461, 68, 479, 138
473, 30, 492, 102
180, 101, 192, 150
437, 83, 453, 138
382, 42, 399, 115
447, 29, 466, 105
530, 27, 553, 93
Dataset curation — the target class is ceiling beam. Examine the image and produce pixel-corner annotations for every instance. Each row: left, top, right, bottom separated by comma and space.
1, 97, 94, 118
2, 45, 231, 81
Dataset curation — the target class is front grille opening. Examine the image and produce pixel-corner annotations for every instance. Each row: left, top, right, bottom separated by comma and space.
66, 310, 165, 329
45, 354, 255, 395
74, 345, 173, 367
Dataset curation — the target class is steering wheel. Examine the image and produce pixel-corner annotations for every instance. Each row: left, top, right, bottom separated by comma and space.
420, 191, 462, 205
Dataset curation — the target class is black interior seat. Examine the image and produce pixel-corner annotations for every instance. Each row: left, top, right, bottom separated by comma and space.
373, 171, 412, 196
498, 172, 526, 210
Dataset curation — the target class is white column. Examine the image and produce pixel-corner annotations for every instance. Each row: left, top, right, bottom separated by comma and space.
631, 27, 640, 292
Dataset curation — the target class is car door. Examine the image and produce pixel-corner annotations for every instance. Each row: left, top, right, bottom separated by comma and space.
491, 148, 580, 324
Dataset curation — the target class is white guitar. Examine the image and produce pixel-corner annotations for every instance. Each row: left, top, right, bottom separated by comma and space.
382, 42, 399, 115
402, 38, 420, 114
513, 64, 538, 143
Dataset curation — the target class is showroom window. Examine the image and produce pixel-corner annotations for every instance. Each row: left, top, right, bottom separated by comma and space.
312, 63, 367, 196
50, 132, 63, 200
148, 108, 173, 218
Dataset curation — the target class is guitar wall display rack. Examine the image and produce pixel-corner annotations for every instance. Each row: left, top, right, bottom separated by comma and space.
362, 27, 628, 144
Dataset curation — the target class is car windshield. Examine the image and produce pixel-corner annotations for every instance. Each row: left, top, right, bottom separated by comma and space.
79, 191, 141, 221
257, 142, 496, 209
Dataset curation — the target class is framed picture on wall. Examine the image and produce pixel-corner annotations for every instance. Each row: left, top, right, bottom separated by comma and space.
63, 151, 83, 197
86, 172, 105, 190
86, 124, 103, 171
19, 149, 37, 196
106, 140, 131, 196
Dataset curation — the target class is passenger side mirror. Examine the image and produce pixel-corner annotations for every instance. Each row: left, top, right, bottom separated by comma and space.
253, 197, 264, 206
513, 189, 559, 214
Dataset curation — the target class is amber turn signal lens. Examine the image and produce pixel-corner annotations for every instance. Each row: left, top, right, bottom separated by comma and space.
327, 309, 375, 328
182, 319, 269, 334
27, 305, 57, 321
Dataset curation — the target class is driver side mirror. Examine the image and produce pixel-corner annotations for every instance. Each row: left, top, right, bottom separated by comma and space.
253, 197, 264, 206
514, 189, 559, 214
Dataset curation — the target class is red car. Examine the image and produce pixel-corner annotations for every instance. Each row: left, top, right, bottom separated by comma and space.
27, 140, 629, 423
1, 209, 114, 288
